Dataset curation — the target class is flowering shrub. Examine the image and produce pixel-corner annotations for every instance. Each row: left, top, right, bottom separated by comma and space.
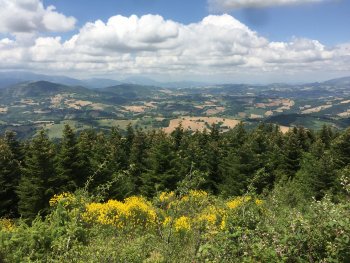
174, 216, 191, 232
0, 218, 15, 232
83, 196, 157, 229
49, 192, 76, 208
159, 191, 175, 203
1, 190, 349, 262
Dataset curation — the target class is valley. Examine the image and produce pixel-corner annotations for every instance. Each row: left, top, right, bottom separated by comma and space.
1, 76, 350, 138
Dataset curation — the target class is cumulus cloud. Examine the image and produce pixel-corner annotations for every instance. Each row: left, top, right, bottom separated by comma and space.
0, 14, 348, 82
0, 0, 76, 34
209, 0, 325, 12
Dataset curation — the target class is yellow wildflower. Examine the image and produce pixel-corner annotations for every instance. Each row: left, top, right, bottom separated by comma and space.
226, 196, 251, 209
0, 218, 15, 232
220, 216, 227, 230
198, 213, 217, 226
163, 216, 172, 227
83, 196, 157, 229
49, 192, 75, 207
174, 216, 191, 232
188, 190, 208, 199
159, 191, 175, 203
255, 199, 263, 206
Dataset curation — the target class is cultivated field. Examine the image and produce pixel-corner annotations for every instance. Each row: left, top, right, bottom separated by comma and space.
163, 117, 240, 133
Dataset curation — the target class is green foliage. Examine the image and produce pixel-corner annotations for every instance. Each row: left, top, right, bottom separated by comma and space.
55, 124, 85, 192
1, 124, 350, 262
0, 132, 22, 217
16, 130, 56, 220
1, 184, 349, 262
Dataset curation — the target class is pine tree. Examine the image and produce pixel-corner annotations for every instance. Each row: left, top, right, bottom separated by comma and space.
219, 140, 259, 197
140, 132, 179, 197
76, 129, 97, 187
171, 124, 184, 151
89, 132, 113, 189
55, 124, 84, 192
280, 131, 303, 179
226, 121, 247, 148
319, 124, 333, 149
129, 129, 148, 191
331, 128, 350, 168
124, 123, 135, 161
105, 128, 136, 199
4, 130, 24, 164
17, 130, 56, 219
296, 139, 337, 200
0, 138, 20, 217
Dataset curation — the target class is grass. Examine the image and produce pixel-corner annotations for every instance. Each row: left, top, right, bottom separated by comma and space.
46, 120, 92, 138
96, 119, 137, 129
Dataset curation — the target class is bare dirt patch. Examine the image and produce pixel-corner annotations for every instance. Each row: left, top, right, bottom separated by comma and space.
0, 107, 8, 114
256, 99, 294, 110
302, 105, 332, 114
250, 114, 263, 119
163, 117, 240, 133
205, 107, 225, 115
65, 100, 93, 110
279, 126, 290, 134
20, 99, 39, 106
123, 102, 157, 113
264, 111, 274, 117
338, 109, 350, 117
238, 112, 247, 118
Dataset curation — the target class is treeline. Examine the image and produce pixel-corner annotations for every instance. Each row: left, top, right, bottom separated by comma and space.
1, 123, 349, 220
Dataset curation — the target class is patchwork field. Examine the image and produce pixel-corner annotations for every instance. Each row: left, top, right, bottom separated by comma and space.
1, 78, 350, 139
163, 117, 240, 133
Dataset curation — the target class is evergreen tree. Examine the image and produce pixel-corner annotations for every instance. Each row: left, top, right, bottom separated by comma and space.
331, 128, 350, 168
296, 139, 337, 200
89, 132, 113, 189
123, 123, 135, 161
76, 130, 96, 185
219, 141, 259, 197
0, 138, 20, 217
319, 124, 333, 149
17, 130, 56, 220
4, 130, 24, 164
55, 124, 84, 192
140, 132, 179, 197
129, 129, 148, 191
171, 124, 185, 151
280, 131, 303, 179
226, 121, 247, 148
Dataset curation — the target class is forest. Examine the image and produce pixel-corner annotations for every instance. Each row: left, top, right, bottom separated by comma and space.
0, 123, 349, 262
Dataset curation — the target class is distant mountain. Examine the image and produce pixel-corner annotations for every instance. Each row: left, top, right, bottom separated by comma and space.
101, 84, 160, 99
122, 76, 160, 86
1, 71, 349, 91
323, 76, 350, 86
122, 76, 212, 88
81, 78, 122, 89
0, 81, 93, 101
0, 71, 83, 88
0, 71, 129, 90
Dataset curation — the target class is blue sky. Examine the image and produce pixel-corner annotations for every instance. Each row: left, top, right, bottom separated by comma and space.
0, 0, 349, 83
45, 0, 349, 45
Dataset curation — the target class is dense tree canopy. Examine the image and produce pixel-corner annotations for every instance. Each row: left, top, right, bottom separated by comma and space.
0, 123, 349, 218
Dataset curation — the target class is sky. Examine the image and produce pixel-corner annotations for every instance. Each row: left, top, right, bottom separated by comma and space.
0, 0, 349, 83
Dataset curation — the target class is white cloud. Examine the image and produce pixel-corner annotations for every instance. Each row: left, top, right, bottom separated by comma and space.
0, 0, 76, 34
209, 0, 325, 12
0, 14, 349, 82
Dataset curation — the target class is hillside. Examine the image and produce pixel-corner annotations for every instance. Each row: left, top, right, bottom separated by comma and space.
0, 76, 350, 138
0, 81, 92, 99
0, 123, 349, 262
